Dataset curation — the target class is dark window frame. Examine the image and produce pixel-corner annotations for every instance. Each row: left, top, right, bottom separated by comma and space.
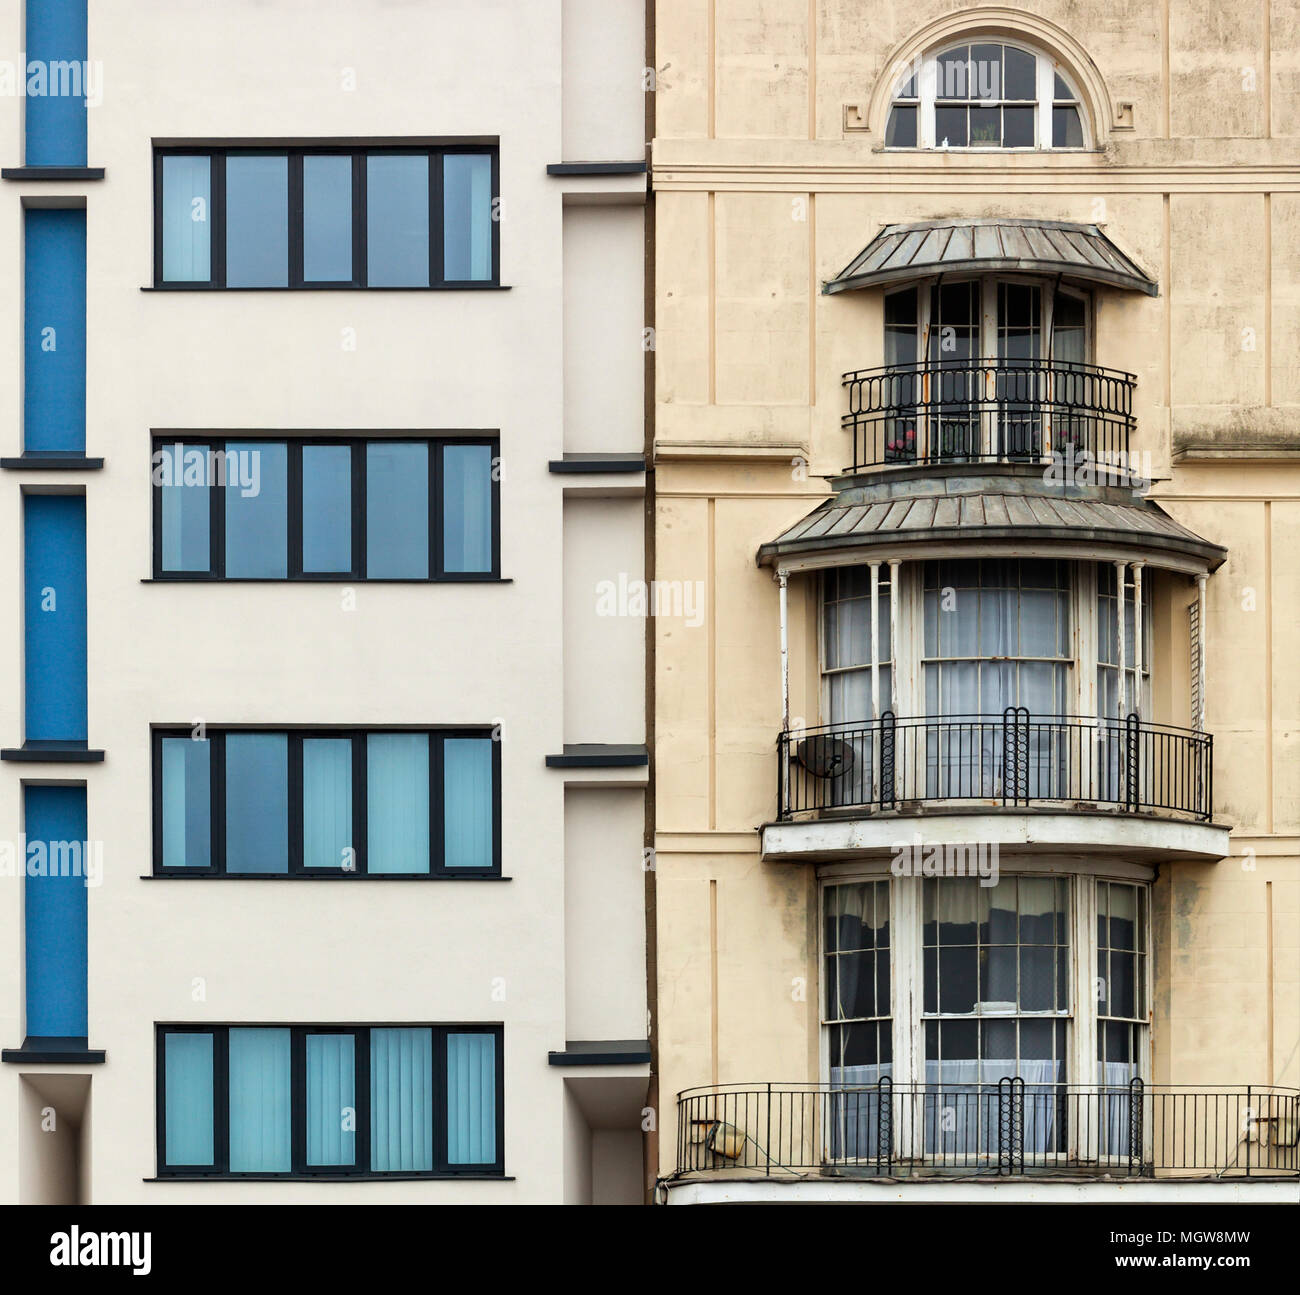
155, 1023, 505, 1179
151, 727, 503, 879
152, 144, 501, 290
150, 434, 501, 582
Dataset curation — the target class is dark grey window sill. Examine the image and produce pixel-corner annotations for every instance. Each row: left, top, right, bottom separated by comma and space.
1, 741, 104, 763
2, 166, 105, 180
3, 1037, 106, 1064
146, 1173, 511, 1182
141, 873, 511, 881
141, 283, 512, 293
141, 576, 511, 585
1, 453, 104, 470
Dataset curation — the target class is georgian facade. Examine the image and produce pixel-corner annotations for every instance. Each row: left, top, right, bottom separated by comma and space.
652, 1, 1299, 1202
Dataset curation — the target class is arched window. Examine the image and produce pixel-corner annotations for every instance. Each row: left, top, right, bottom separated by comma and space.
886, 39, 1086, 150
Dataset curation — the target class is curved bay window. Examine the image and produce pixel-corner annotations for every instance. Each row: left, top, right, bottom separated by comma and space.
885, 40, 1087, 151
881, 276, 1094, 465
823, 870, 1151, 1167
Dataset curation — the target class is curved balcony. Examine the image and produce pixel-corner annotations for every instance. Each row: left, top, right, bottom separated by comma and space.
674, 1082, 1300, 1181
779, 712, 1211, 822
842, 359, 1135, 475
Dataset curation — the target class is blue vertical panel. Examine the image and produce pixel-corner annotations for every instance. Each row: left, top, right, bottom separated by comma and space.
24, 209, 86, 453
24, 494, 87, 742
24, 1, 88, 167
24, 785, 88, 1038
446, 1033, 496, 1164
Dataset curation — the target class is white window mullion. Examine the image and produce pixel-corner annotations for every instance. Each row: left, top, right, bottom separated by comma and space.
1035, 55, 1054, 149
890, 874, 924, 1160
919, 57, 937, 148
1071, 878, 1100, 1161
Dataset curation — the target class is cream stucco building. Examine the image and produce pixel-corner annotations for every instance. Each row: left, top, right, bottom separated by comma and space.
0, 0, 652, 1204
651, 0, 1299, 1203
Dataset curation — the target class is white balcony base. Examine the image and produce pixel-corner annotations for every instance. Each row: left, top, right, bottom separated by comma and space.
760, 807, 1230, 865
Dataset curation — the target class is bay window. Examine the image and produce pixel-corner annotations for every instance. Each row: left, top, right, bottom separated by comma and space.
822, 868, 1151, 1164
157, 1024, 502, 1177
880, 276, 1093, 464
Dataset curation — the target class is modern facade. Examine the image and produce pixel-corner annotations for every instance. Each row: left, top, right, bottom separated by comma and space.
651, 1, 1299, 1202
1, 0, 652, 1204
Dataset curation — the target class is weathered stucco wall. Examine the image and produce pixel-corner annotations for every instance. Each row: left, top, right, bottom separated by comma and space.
653, 0, 1300, 1176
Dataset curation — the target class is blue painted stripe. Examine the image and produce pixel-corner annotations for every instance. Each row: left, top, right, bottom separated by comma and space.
24, 785, 89, 1038
24, 1, 89, 167
24, 209, 86, 453
24, 494, 88, 742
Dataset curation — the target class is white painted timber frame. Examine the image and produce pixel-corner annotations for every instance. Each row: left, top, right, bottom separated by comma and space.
817, 858, 1155, 1154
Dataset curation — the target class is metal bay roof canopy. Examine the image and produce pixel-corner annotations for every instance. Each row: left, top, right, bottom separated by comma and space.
757, 465, 1226, 575
824, 219, 1158, 297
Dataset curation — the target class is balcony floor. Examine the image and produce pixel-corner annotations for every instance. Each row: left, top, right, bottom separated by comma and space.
662, 1174, 1297, 1205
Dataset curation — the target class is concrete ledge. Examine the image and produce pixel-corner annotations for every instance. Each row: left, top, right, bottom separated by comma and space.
2, 1036, 105, 1064
548, 1040, 651, 1066
761, 808, 1231, 864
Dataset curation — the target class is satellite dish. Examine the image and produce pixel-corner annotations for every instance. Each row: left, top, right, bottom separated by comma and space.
796, 735, 855, 779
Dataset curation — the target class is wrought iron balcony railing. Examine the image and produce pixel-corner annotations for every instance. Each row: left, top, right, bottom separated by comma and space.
841, 359, 1136, 473
676, 1082, 1300, 1179
778, 711, 1212, 822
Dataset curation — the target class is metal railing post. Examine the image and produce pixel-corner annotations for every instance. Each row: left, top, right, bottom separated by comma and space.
880, 711, 896, 810
765, 1082, 772, 1176
1125, 711, 1141, 811
1128, 1077, 1144, 1176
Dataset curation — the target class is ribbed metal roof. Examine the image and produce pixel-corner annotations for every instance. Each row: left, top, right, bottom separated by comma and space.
824, 219, 1158, 296
758, 470, 1225, 572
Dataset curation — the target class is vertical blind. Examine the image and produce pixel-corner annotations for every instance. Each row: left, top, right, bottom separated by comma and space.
303, 738, 352, 869
307, 1033, 356, 1166
164, 1032, 214, 1166
161, 1026, 500, 1173
367, 734, 431, 873
370, 1028, 434, 1172
447, 1033, 497, 1164
229, 1028, 292, 1172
